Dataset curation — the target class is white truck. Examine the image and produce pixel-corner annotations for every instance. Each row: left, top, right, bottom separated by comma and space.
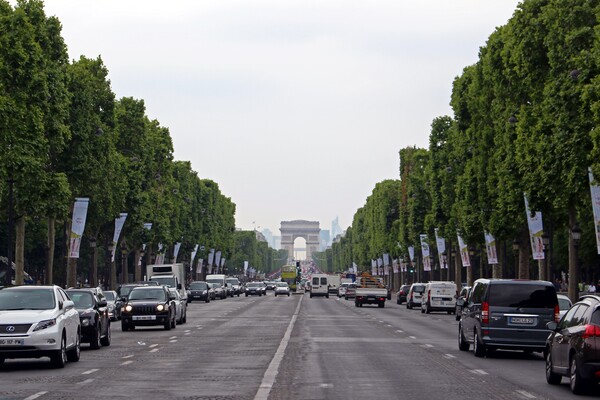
146, 263, 188, 302
327, 274, 341, 295
355, 274, 388, 308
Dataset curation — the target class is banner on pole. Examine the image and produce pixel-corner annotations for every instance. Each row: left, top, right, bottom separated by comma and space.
484, 231, 499, 265
524, 194, 545, 260
173, 242, 182, 263
435, 228, 446, 269
457, 233, 470, 267
69, 198, 90, 259
589, 168, 600, 254
110, 212, 128, 262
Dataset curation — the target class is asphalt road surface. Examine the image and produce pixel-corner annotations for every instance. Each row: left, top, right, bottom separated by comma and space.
0, 293, 598, 400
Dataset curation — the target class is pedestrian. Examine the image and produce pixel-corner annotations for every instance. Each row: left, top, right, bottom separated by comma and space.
589, 282, 597, 293
554, 278, 561, 292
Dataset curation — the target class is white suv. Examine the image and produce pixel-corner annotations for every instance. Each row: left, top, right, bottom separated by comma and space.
0, 285, 81, 368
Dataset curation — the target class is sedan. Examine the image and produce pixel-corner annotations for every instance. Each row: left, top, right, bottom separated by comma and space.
274, 282, 290, 297
103, 290, 120, 321
396, 284, 411, 305
66, 288, 111, 349
188, 281, 213, 303
245, 282, 264, 296
0, 285, 81, 368
557, 293, 572, 319
168, 288, 187, 324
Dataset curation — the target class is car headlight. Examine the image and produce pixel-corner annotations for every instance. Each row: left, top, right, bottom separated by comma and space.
124, 305, 133, 312
157, 304, 165, 311
202, 290, 207, 295
81, 318, 91, 327
33, 318, 57, 332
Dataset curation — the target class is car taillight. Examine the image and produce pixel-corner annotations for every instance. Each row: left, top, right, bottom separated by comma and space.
482, 301, 489, 324
582, 324, 600, 339
554, 304, 560, 323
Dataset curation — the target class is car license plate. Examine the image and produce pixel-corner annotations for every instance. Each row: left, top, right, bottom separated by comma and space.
0, 338, 23, 346
133, 315, 156, 321
510, 317, 534, 324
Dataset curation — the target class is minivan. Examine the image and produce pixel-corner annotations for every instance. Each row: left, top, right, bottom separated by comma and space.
310, 274, 329, 298
458, 279, 559, 357
421, 281, 457, 314
406, 283, 426, 309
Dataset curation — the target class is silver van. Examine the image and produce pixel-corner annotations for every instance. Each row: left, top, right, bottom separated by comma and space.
458, 279, 559, 357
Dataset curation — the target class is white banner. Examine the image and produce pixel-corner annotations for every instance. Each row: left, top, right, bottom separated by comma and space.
408, 246, 415, 263
352, 262, 358, 274
392, 259, 398, 274
524, 194, 545, 260
173, 242, 182, 262
383, 253, 390, 266
215, 251, 222, 273
589, 168, 600, 254
110, 213, 128, 262
371, 259, 376, 276
435, 228, 446, 269
484, 231, 498, 265
196, 258, 203, 274
244, 260, 249, 273
191, 244, 199, 266
208, 249, 215, 266
69, 198, 90, 258
457, 233, 470, 267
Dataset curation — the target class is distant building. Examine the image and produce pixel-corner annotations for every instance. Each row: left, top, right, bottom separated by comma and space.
255, 230, 267, 242
331, 217, 343, 240
261, 228, 274, 247
273, 236, 281, 250
319, 230, 330, 251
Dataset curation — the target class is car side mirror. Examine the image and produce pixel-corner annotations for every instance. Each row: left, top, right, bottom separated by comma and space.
546, 321, 558, 331
63, 300, 75, 310
456, 299, 465, 307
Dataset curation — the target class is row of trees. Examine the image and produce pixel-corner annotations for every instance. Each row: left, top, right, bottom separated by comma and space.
0, 1, 238, 288
331, 0, 600, 300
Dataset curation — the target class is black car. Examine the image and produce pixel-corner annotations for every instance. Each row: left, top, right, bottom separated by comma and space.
66, 288, 111, 349
117, 283, 153, 301
455, 286, 471, 321
458, 279, 558, 357
120, 286, 177, 331
396, 284, 411, 305
545, 294, 600, 394
188, 281, 212, 303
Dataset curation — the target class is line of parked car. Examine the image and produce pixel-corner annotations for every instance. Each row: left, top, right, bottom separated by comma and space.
396, 278, 600, 395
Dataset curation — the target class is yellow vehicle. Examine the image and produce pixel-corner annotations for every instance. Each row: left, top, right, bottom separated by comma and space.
281, 265, 298, 292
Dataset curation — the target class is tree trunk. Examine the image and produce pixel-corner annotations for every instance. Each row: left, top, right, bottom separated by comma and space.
15, 217, 25, 285
122, 250, 129, 284
454, 246, 462, 288
519, 228, 531, 280
568, 207, 579, 303
134, 249, 141, 282
67, 257, 77, 288
538, 259, 546, 281
46, 217, 55, 284
91, 245, 98, 287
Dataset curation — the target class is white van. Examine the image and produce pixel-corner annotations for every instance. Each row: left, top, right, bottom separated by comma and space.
421, 281, 458, 314
309, 274, 329, 298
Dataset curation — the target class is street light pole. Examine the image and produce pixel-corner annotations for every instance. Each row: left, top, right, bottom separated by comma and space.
569, 223, 581, 302
6, 177, 14, 286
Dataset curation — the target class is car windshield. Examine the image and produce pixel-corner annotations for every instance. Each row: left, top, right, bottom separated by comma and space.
190, 282, 208, 290
226, 279, 239, 285
129, 288, 166, 301
104, 291, 116, 301
277, 283, 288, 287
213, 283, 222, 288
118, 286, 139, 297
67, 292, 94, 309
488, 284, 557, 308
151, 277, 176, 287
169, 289, 179, 299
0, 288, 56, 310
248, 283, 261, 287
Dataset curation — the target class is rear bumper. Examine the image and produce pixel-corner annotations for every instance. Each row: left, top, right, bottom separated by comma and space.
481, 328, 550, 350
356, 296, 386, 304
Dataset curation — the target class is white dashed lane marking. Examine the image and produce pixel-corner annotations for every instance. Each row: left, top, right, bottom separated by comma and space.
470, 369, 488, 375
122, 354, 134, 359
515, 390, 536, 399
81, 369, 98, 375
23, 392, 47, 400
121, 360, 133, 366
150, 348, 159, 353
149, 344, 159, 348
77, 378, 94, 385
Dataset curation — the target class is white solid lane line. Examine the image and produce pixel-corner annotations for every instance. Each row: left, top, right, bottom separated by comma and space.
23, 392, 47, 400
254, 296, 303, 400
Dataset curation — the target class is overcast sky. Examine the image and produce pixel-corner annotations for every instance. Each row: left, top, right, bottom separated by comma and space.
41, 0, 521, 237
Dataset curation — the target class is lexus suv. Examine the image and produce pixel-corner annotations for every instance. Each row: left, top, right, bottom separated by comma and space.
0, 285, 81, 368
120, 286, 177, 331
66, 288, 111, 349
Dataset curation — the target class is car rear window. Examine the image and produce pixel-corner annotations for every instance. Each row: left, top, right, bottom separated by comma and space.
488, 284, 557, 308
413, 285, 425, 293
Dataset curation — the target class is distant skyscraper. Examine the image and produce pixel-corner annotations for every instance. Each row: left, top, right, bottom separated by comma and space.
319, 230, 330, 251
261, 228, 275, 248
331, 217, 342, 241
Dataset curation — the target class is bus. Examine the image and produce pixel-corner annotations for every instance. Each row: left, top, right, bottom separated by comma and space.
281, 265, 298, 292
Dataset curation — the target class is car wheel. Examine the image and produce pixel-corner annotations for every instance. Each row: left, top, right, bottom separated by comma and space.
90, 325, 101, 349
545, 350, 561, 385
182, 310, 187, 324
458, 324, 470, 351
326, 294, 329, 299
164, 314, 172, 331
407, 302, 411, 310
455, 309, 461, 321
421, 306, 425, 314
310, 293, 313, 298
287, 293, 290, 297
570, 355, 590, 394
51, 334, 67, 368
473, 330, 486, 358
0, 357, 4, 365
378, 302, 385, 308
171, 313, 177, 329
66, 330, 81, 362
121, 322, 129, 332
355, 301, 359, 307
100, 323, 111, 347
275, 293, 277, 297
426, 304, 431, 314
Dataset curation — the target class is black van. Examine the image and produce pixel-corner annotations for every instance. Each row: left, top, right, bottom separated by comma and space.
457, 279, 559, 357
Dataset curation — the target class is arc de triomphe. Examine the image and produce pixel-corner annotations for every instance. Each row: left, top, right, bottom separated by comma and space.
280, 220, 321, 261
